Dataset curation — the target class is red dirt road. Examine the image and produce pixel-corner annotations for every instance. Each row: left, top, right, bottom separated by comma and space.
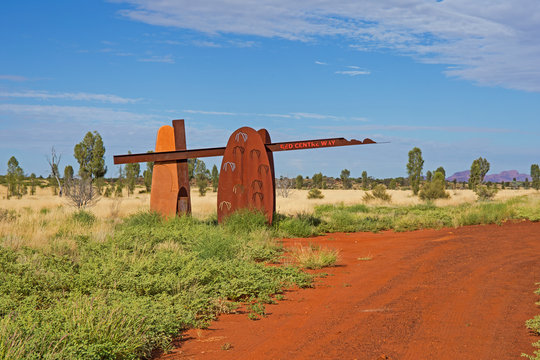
160, 221, 540, 360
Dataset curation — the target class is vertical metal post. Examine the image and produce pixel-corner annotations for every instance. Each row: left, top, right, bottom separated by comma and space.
172, 119, 191, 215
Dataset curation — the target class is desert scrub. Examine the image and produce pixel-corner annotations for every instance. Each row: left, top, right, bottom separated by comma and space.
307, 188, 324, 199
273, 212, 321, 238
289, 244, 340, 269
0, 211, 311, 360
363, 184, 392, 203
474, 184, 498, 201
0, 209, 17, 222
312, 196, 540, 234
70, 209, 96, 226
522, 284, 540, 360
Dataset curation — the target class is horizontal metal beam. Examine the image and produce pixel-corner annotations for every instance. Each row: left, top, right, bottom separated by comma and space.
113, 137, 379, 165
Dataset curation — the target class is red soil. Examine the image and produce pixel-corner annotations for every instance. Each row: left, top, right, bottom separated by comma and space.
158, 221, 540, 360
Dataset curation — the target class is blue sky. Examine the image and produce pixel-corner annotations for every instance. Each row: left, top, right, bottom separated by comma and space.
1, 0, 539, 179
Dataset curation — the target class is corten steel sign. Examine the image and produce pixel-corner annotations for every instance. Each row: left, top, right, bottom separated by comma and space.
114, 120, 379, 223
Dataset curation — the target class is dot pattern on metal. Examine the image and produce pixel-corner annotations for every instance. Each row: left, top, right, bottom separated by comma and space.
217, 127, 275, 224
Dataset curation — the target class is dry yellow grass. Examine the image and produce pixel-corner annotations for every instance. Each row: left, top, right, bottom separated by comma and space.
2, 184, 537, 218
0, 184, 220, 251
1, 183, 538, 251
275, 188, 539, 214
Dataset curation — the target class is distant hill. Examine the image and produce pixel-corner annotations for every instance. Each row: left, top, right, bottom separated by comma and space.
446, 170, 530, 183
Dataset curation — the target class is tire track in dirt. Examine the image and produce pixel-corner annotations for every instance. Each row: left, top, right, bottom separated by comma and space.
157, 221, 540, 360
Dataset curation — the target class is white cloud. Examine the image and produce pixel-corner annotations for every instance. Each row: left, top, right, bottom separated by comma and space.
181, 108, 366, 121
0, 75, 29, 82
315, 61, 327, 65
0, 104, 159, 124
138, 54, 174, 63
0, 90, 140, 104
193, 40, 222, 48
290, 112, 338, 120
114, 0, 540, 92
228, 40, 256, 48
335, 70, 371, 76
159, 39, 182, 45
313, 124, 517, 134
183, 109, 237, 116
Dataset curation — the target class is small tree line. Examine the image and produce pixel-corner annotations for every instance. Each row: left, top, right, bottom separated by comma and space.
3, 138, 540, 204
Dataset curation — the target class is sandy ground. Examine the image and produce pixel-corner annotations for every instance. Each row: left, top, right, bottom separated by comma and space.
157, 221, 540, 360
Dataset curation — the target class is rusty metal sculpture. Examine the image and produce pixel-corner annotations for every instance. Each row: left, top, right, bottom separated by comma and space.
114, 120, 379, 223
146, 120, 191, 218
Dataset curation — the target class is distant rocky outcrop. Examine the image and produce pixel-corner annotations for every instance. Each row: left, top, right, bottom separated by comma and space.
446, 170, 530, 183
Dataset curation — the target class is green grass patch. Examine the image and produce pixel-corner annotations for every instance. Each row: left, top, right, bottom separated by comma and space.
0, 211, 311, 359
70, 210, 97, 226
303, 196, 539, 235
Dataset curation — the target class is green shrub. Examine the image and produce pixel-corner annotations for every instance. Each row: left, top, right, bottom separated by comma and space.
276, 217, 315, 238
458, 202, 513, 226
372, 184, 392, 202
274, 212, 322, 238
222, 210, 268, 234
71, 210, 96, 226
474, 184, 498, 201
307, 188, 324, 199
419, 172, 449, 201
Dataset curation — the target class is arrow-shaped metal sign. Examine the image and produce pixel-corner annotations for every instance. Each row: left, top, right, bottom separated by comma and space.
114, 137, 380, 165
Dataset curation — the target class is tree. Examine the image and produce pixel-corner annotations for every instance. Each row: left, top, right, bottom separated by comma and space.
388, 178, 397, 190
48, 175, 58, 195
425, 170, 432, 183
435, 166, 446, 189
194, 159, 210, 196
469, 157, 490, 191
407, 147, 424, 195
435, 166, 446, 179
47, 147, 63, 196
340, 169, 352, 189
188, 158, 196, 180
142, 151, 154, 193
277, 176, 293, 198
124, 151, 140, 196
115, 166, 124, 197
74, 131, 107, 179
531, 164, 540, 190
6, 156, 24, 199
64, 165, 74, 196
66, 178, 100, 209
295, 175, 304, 189
211, 164, 219, 192
361, 171, 369, 190
312, 172, 323, 189
419, 171, 449, 200
63, 165, 74, 196
29, 173, 37, 195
